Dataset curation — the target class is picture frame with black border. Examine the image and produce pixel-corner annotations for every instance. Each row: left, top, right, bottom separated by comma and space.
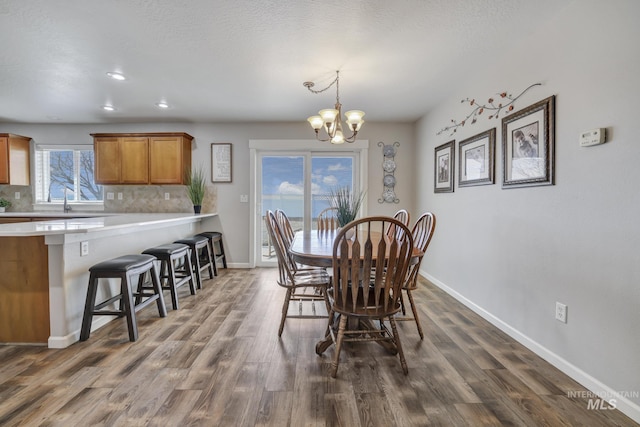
434, 140, 455, 193
501, 95, 555, 188
458, 128, 495, 187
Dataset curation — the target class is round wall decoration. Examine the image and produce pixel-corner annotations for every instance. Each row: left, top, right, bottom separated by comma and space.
378, 141, 400, 204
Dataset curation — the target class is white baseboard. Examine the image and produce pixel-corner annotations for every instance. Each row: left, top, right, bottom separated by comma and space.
226, 263, 250, 269
48, 316, 114, 349
422, 271, 640, 425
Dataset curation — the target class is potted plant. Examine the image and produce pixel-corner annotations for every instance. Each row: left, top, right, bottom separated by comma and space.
185, 166, 206, 213
0, 197, 11, 212
330, 186, 365, 227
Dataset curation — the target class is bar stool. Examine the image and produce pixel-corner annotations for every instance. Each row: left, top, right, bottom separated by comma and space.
174, 235, 213, 290
80, 254, 167, 342
141, 243, 196, 310
197, 231, 227, 275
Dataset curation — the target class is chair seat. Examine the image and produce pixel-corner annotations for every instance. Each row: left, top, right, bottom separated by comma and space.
175, 235, 209, 246
142, 243, 189, 257
286, 269, 330, 287
89, 254, 156, 273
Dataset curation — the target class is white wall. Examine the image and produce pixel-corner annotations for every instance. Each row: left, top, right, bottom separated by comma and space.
0, 121, 415, 267
415, 0, 640, 419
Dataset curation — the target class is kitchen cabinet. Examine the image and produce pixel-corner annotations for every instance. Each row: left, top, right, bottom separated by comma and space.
0, 133, 31, 185
92, 132, 193, 185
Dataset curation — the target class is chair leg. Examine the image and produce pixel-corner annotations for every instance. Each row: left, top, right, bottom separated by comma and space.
217, 238, 227, 268
149, 265, 167, 317
330, 315, 348, 378
183, 254, 196, 295
165, 259, 179, 310
389, 316, 408, 375
80, 275, 99, 341
203, 244, 214, 279
399, 291, 407, 315
406, 289, 424, 339
278, 288, 292, 337
209, 240, 218, 277
122, 273, 138, 342
191, 249, 203, 290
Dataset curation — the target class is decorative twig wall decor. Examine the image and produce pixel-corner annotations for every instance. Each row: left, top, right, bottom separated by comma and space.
378, 141, 400, 203
437, 83, 541, 136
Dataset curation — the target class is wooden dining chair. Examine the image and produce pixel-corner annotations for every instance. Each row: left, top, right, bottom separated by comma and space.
386, 209, 410, 239
274, 209, 295, 246
265, 210, 331, 336
325, 216, 414, 377
397, 212, 436, 339
317, 207, 339, 232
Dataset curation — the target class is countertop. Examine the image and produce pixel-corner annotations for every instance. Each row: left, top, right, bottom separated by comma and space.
0, 212, 112, 218
0, 213, 218, 237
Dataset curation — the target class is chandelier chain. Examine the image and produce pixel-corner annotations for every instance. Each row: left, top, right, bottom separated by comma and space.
303, 71, 340, 99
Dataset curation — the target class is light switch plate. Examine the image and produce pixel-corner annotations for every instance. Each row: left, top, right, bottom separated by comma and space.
80, 241, 89, 257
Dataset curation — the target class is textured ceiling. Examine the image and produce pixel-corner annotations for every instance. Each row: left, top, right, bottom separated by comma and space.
0, 0, 571, 124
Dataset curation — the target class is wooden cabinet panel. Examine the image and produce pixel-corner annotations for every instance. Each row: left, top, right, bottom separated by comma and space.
0, 137, 8, 183
94, 137, 121, 184
121, 137, 149, 184
0, 134, 31, 185
150, 136, 185, 184
92, 133, 192, 185
0, 236, 50, 343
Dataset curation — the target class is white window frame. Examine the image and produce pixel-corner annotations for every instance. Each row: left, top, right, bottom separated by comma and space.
33, 144, 104, 212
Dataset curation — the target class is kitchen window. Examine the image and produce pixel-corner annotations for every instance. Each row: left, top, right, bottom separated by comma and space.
34, 145, 103, 206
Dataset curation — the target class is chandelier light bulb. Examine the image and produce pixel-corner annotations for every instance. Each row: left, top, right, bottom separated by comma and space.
345, 110, 364, 124
307, 115, 323, 130
331, 130, 345, 144
319, 108, 338, 123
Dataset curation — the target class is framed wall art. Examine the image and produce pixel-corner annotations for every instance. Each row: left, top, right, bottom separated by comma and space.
211, 143, 232, 183
458, 128, 495, 187
434, 140, 455, 193
502, 95, 555, 188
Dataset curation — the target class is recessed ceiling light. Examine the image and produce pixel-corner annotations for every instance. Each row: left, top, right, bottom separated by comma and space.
156, 102, 169, 109
106, 72, 126, 81
102, 105, 116, 111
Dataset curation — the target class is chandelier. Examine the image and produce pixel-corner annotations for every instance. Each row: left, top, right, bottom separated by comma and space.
304, 70, 365, 144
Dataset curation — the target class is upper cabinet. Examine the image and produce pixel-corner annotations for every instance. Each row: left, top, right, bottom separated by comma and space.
91, 132, 193, 185
0, 133, 31, 186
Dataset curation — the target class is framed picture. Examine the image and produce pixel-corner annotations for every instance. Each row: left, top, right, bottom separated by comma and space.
434, 140, 455, 193
458, 128, 495, 187
211, 143, 232, 183
502, 95, 555, 188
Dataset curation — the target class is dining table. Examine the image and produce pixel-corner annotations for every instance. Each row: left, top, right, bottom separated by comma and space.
288, 229, 423, 355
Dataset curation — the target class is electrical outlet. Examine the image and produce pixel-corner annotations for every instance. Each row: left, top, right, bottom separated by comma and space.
240, 194, 248, 203
165, 193, 170, 200
15, 192, 21, 199
117, 192, 123, 200
80, 241, 89, 257
107, 192, 114, 200
555, 302, 567, 323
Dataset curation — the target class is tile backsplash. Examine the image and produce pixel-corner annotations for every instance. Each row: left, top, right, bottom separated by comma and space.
0, 184, 217, 214
0, 186, 33, 211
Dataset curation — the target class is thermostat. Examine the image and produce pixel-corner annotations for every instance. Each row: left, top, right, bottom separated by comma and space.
580, 128, 606, 147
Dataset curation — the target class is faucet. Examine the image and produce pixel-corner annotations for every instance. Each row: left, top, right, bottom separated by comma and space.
63, 191, 72, 213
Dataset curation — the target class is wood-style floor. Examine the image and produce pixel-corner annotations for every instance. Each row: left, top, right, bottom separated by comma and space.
0, 268, 636, 426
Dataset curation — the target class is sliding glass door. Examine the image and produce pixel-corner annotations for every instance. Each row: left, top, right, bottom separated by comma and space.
256, 151, 358, 265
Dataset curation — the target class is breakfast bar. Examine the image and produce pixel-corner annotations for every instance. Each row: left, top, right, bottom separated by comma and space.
0, 213, 219, 348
